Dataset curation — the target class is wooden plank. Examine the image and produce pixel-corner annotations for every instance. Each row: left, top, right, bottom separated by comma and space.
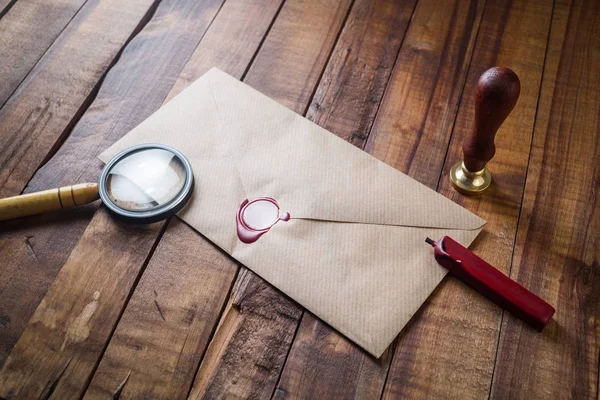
490, 0, 600, 397
83, 219, 238, 400
2, 0, 283, 391
0, 0, 283, 395
0, 210, 163, 399
0, 0, 88, 107
242, 0, 352, 114
305, 0, 416, 146
270, 0, 417, 397
274, 0, 488, 397
188, 269, 303, 400
186, 0, 354, 398
0, 0, 160, 199
364, 0, 484, 189
0, 0, 227, 377
0, 0, 174, 366
166, 0, 285, 102
381, 0, 554, 397
275, 314, 392, 400
83, 0, 284, 398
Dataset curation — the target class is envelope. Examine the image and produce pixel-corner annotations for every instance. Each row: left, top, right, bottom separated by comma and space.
100, 68, 485, 357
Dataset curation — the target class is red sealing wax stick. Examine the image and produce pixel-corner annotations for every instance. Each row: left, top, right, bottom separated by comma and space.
426, 236, 555, 331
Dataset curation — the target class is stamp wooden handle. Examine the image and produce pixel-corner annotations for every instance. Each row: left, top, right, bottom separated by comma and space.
0, 183, 99, 221
463, 67, 520, 172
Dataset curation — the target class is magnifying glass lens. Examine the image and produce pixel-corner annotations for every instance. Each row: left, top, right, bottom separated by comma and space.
99, 144, 194, 223
106, 148, 187, 211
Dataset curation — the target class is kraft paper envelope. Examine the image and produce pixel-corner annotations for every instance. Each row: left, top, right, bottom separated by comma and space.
100, 68, 485, 357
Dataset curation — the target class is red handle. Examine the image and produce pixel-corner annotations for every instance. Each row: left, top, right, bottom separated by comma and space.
427, 236, 554, 331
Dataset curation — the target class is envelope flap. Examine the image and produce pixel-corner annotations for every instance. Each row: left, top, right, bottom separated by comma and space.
99, 72, 232, 163
205, 68, 485, 231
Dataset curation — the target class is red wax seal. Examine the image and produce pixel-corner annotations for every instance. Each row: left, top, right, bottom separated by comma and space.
236, 197, 290, 243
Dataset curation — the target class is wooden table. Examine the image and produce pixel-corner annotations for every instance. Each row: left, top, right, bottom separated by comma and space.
0, 0, 597, 398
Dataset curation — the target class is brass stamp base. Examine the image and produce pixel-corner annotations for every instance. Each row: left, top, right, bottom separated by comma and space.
449, 161, 491, 195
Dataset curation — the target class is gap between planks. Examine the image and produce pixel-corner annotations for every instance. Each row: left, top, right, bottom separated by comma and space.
485, 0, 558, 397
26, 0, 164, 190
267, 1, 358, 395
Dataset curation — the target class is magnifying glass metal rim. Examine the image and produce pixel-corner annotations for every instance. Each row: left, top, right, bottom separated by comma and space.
99, 143, 194, 224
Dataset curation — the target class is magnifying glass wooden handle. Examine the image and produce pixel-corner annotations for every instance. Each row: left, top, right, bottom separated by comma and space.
0, 183, 99, 221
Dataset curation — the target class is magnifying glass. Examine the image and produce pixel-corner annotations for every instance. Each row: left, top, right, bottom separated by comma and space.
0, 144, 194, 223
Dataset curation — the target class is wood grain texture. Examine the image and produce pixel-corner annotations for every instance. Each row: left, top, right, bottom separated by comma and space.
0, 204, 98, 366
0, 0, 224, 367
267, 0, 487, 396
0, 209, 162, 399
166, 0, 284, 102
85, 0, 347, 396
83, 219, 238, 400
188, 269, 303, 399
275, 0, 492, 397
243, 0, 352, 113
0, 0, 160, 198
382, 0, 554, 397
364, 0, 484, 190
275, 313, 393, 400
0, 1, 596, 398
0, 0, 280, 391
272, 0, 416, 397
83, 0, 283, 397
306, 0, 416, 147
187, 0, 354, 397
491, 0, 600, 397
0, 0, 88, 106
